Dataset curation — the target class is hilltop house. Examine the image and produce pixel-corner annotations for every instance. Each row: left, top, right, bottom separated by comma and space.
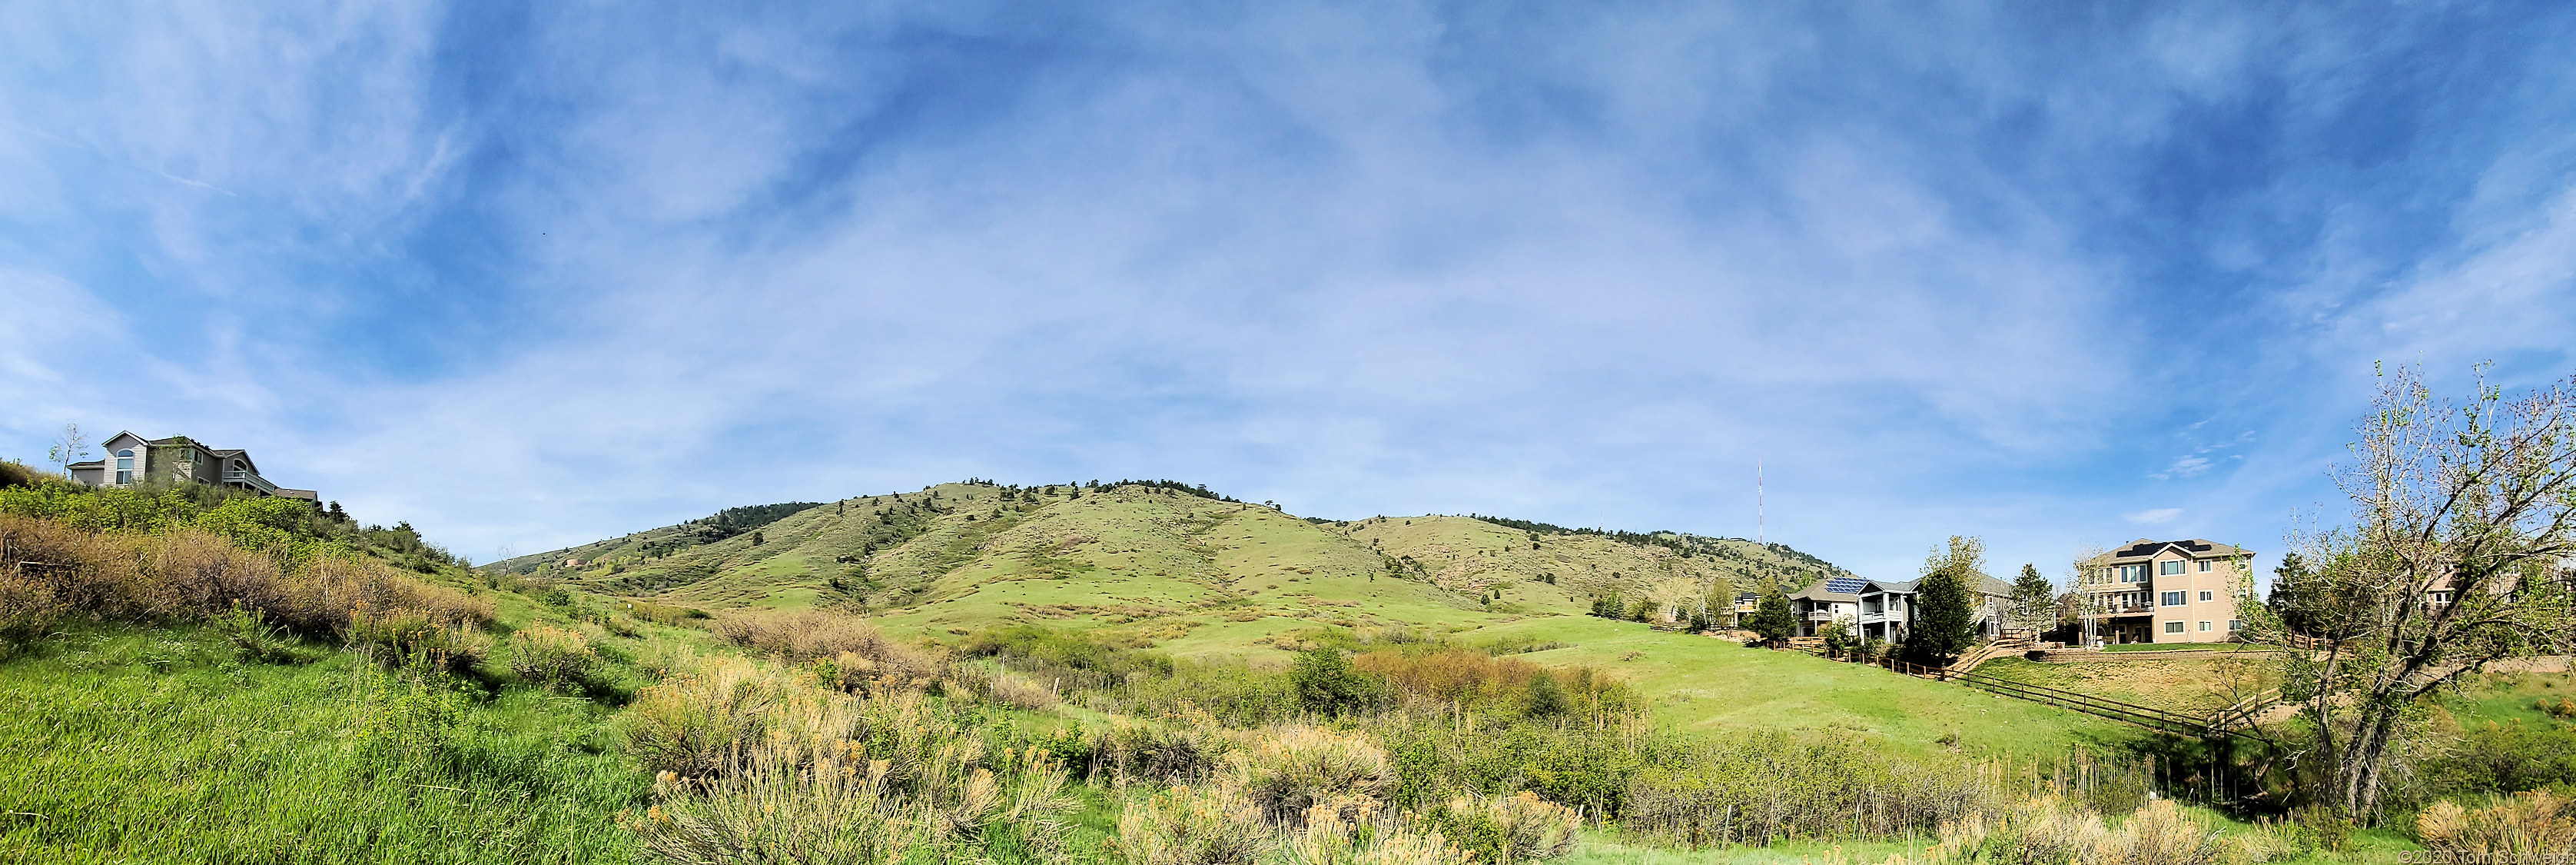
66, 432, 314, 501
2077, 538, 2253, 644
1854, 574, 2017, 644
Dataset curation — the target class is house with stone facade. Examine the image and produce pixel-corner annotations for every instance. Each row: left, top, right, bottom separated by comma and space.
65, 432, 314, 501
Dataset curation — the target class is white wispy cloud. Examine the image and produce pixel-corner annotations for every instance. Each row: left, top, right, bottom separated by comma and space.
2125, 508, 2184, 526
3, 2, 2572, 584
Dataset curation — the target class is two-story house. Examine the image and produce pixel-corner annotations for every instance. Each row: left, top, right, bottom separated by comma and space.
65, 432, 315, 501
2078, 538, 2252, 644
1788, 577, 1867, 637
1855, 574, 2017, 644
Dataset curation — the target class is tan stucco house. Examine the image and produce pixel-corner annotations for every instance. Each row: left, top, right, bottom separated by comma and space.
2078, 538, 2252, 644
65, 431, 315, 501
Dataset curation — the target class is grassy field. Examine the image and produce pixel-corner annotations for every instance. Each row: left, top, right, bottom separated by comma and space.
1468, 617, 2139, 760
0, 624, 646, 863
1973, 654, 2283, 717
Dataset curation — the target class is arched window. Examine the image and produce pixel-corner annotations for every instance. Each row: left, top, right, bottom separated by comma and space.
115, 449, 134, 484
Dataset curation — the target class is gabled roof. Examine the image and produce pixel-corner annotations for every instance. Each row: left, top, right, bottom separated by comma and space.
2095, 538, 2250, 564
1789, 578, 1860, 602
99, 431, 148, 451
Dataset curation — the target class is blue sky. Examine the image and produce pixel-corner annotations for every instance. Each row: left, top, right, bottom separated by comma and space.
6, 2, 2574, 584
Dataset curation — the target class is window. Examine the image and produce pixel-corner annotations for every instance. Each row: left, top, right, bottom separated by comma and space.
2160, 560, 2185, 576
2199, 621, 2213, 631
2229, 620, 2243, 630
2119, 564, 2146, 582
2199, 591, 2213, 602
2199, 561, 2213, 572
2164, 621, 2186, 634
2161, 591, 2186, 606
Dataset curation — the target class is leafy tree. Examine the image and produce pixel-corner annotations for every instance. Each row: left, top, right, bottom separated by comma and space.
2268, 552, 2359, 639
2010, 563, 2057, 635
1819, 620, 1858, 659
1907, 535, 1984, 663
1522, 674, 1569, 717
1626, 597, 1656, 622
1748, 589, 1796, 647
1290, 648, 1372, 716
2249, 365, 2576, 820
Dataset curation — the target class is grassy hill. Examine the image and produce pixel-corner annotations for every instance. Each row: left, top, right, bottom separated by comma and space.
496, 480, 1848, 655
486, 480, 2146, 760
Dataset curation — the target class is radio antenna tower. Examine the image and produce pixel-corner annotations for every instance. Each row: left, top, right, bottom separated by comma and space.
1757, 461, 1765, 545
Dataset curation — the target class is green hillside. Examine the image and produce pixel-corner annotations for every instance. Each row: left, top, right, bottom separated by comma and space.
495, 481, 1851, 657
482, 481, 2153, 758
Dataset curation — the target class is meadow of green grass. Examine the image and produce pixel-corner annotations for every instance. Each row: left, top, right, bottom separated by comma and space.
1973, 654, 2282, 717
1460, 617, 2139, 761
0, 624, 646, 864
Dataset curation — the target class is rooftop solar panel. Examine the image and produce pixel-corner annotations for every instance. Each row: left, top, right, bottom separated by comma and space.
1824, 577, 1869, 594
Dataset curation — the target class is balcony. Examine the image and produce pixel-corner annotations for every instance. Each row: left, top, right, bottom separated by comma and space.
223, 471, 279, 495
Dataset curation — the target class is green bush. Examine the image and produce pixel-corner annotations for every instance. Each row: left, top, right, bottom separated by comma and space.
1288, 648, 1376, 717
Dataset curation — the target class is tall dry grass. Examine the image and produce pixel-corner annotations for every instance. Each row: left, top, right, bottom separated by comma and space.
1355, 649, 1632, 714
713, 609, 944, 691
1620, 732, 1997, 847
1113, 724, 1549, 865
1925, 796, 2246, 865
2417, 790, 2576, 858
0, 514, 490, 660
620, 653, 1078, 864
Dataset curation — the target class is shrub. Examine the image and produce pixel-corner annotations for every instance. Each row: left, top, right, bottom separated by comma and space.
1289, 649, 1375, 717
2418, 790, 2576, 859
1090, 717, 1230, 787
509, 624, 603, 692
1114, 784, 1274, 865
1282, 805, 1477, 865
980, 668, 1059, 710
622, 657, 795, 778
1929, 797, 2238, 865
1223, 725, 1391, 825
1422, 792, 1579, 865
1622, 731, 1993, 846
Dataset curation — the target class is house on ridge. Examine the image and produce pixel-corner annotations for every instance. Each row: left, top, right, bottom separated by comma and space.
65, 431, 315, 501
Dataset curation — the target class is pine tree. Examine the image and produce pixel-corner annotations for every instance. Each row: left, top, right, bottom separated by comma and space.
1908, 536, 1983, 663
1748, 589, 1796, 647
2010, 562, 2057, 636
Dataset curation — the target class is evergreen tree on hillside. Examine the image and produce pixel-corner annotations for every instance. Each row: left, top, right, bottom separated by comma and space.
2010, 563, 2057, 635
1748, 589, 1795, 647
1907, 535, 1983, 663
